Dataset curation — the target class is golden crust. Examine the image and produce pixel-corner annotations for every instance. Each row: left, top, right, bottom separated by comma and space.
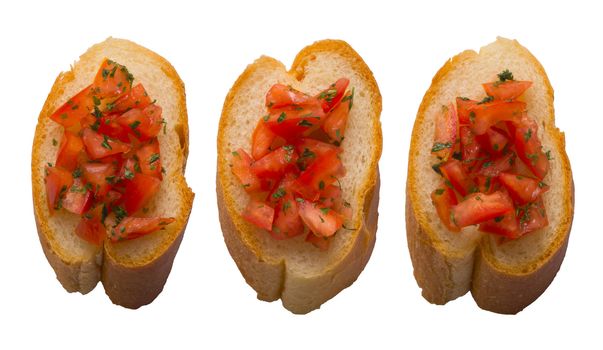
32, 38, 194, 308
406, 37, 574, 313
217, 40, 382, 313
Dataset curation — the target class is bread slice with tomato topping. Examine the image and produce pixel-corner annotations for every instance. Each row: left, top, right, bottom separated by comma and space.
32, 38, 194, 308
407, 37, 574, 314
217, 40, 382, 314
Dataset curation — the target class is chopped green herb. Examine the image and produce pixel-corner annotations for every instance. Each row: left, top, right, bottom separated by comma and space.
498, 69, 514, 82
124, 167, 135, 180
101, 135, 112, 150
319, 180, 325, 190
494, 215, 505, 223
524, 128, 532, 142
129, 120, 141, 130
72, 168, 82, 178
431, 142, 452, 153
277, 112, 286, 123
92, 95, 101, 106
435, 188, 445, 195
149, 153, 160, 164
477, 96, 494, 105
298, 120, 313, 127
52, 138, 58, 146
272, 188, 286, 199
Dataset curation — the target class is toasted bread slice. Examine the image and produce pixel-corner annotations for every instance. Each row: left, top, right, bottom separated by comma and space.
217, 40, 382, 314
32, 38, 194, 308
406, 37, 574, 314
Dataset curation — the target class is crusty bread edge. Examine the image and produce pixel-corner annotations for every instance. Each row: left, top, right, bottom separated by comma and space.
217, 39, 382, 314
32, 38, 194, 308
406, 37, 574, 313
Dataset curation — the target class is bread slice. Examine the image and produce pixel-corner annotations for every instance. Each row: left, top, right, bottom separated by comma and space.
217, 40, 382, 314
406, 37, 574, 314
32, 38, 194, 308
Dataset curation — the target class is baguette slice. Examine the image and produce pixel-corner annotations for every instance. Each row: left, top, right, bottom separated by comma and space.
217, 40, 382, 314
406, 37, 574, 314
32, 38, 194, 308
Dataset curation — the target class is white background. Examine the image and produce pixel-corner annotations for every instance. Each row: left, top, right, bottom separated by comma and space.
1, 1, 600, 348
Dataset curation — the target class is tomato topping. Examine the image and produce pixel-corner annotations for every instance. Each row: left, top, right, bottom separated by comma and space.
498, 172, 549, 205
482, 81, 532, 101
250, 145, 299, 179
243, 198, 274, 231
432, 103, 457, 160
271, 193, 304, 239
293, 149, 345, 201
230, 149, 261, 193
265, 84, 317, 109
45, 59, 174, 244
316, 78, 350, 113
110, 217, 175, 242
440, 159, 475, 197
56, 131, 84, 171
469, 100, 526, 135
45, 166, 74, 213
297, 199, 343, 237
431, 182, 459, 232
251, 120, 276, 160
305, 232, 330, 250
322, 95, 350, 143
432, 72, 548, 240
263, 106, 326, 141
294, 138, 340, 171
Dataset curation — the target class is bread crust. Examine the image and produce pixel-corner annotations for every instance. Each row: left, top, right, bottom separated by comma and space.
32, 38, 193, 308
217, 40, 382, 314
406, 38, 574, 314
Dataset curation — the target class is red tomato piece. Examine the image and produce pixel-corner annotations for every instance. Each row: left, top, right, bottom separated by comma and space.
92, 58, 132, 102
121, 173, 161, 214
297, 199, 343, 237
97, 114, 129, 142
456, 97, 478, 125
81, 162, 116, 198
136, 139, 162, 179
322, 95, 350, 143
293, 149, 345, 201
61, 178, 93, 215
250, 145, 299, 179
49, 84, 94, 128
115, 104, 163, 141
271, 193, 304, 239
477, 152, 514, 177
440, 159, 475, 197
45, 166, 74, 213
451, 191, 514, 228
230, 148, 261, 193
316, 78, 350, 113
479, 209, 520, 239
432, 103, 457, 160
305, 232, 330, 250
242, 198, 274, 231
482, 81, 532, 101
460, 126, 481, 165
517, 199, 548, 235
294, 138, 340, 170
431, 182, 459, 232
75, 206, 106, 246
82, 128, 131, 160
109, 217, 175, 242
56, 131, 84, 171
469, 100, 526, 135
478, 126, 509, 154
251, 120, 276, 160
508, 116, 549, 179
264, 106, 326, 141
112, 83, 152, 113
265, 84, 319, 109
474, 175, 500, 194
498, 172, 549, 205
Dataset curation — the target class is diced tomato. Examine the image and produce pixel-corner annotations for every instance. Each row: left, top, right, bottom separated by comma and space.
316, 78, 350, 113
294, 138, 340, 170
264, 105, 326, 141
450, 191, 514, 228
97, 114, 129, 142
440, 159, 475, 196
49, 84, 94, 128
121, 173, 161, 214
297, 199, 343, 237
469, 100, 526, 135
432, 103, 457, 160
498, 172, 549, 205
112, 83, 152, 113
81, 162, 116, 198
479, 209, 520, 239
75, 206, 106, 246
478, 126, 509, 154
82, 128, 131, 160
474, 175, 500, 194
270, 193, 304, 239
265, 84, 319, 109
482, 81, 532, 101
456, 97, 478, 125
230, 148, 261, 193
319, 184, 342, 209
242, 198, 274, 231
431, 182, 459, 232
305, 232, 330, 250
293, 149, 345, 201
250, 146, 299, 179
508, 116, 549, 179
103, 190, 122, 207
55, 131, 84, 171
45, 166, 74, 213
115, 104, 163, 141
477, 152, 514, 177
322, 96, 350, 143
517, 199, 548, 235
460, 126, 481, 166
61, 178, 93, 215
251, 120, 276, 160
91, 58, 132, 102
136, 139, 162, 179
109, 217, 175, 242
